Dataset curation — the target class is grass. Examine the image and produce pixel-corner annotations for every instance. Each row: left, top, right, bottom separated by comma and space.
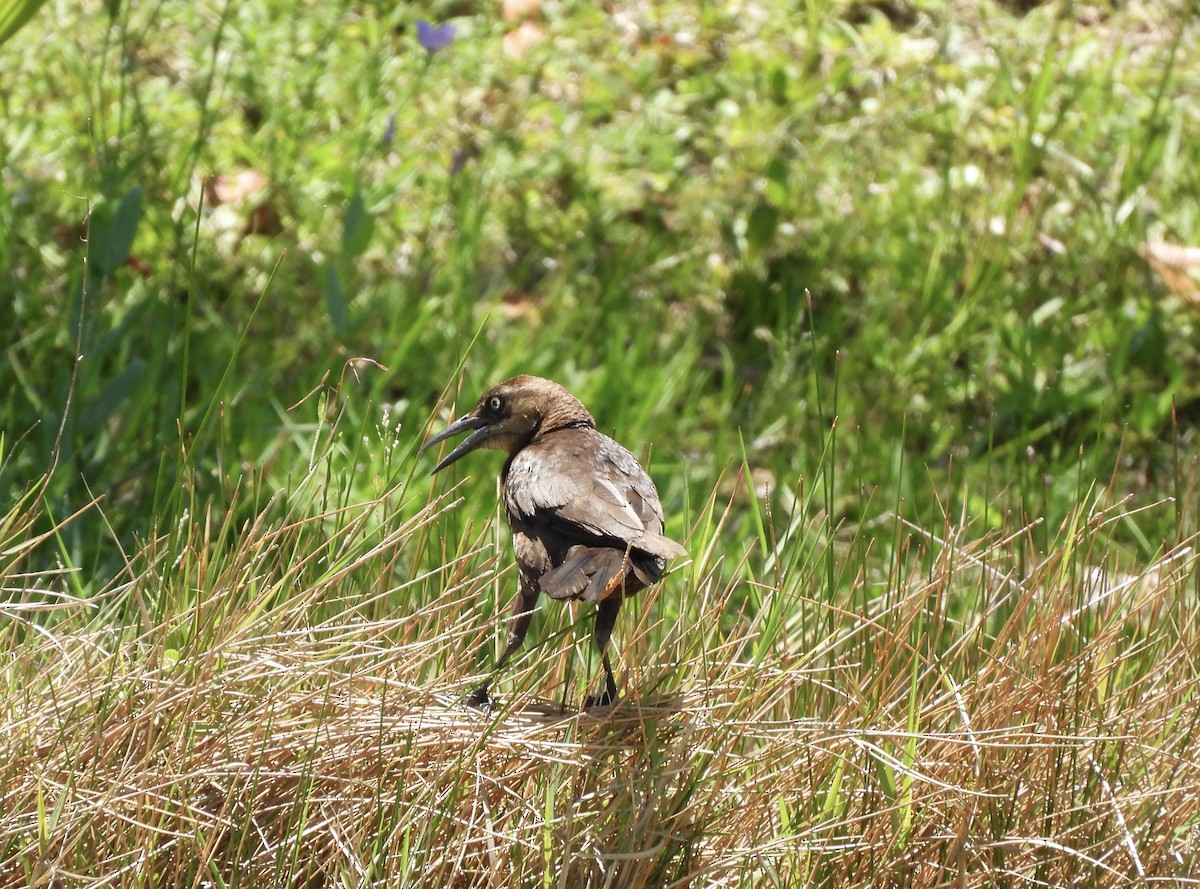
2, 0, 1200, 884
3, 445, 1199, 885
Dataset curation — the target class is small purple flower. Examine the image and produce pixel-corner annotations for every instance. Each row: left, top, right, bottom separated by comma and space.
417, 19, 455, 53
450, 148, 467, 176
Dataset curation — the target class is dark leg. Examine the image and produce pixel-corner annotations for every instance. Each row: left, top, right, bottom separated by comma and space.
465, 586, 538, 710
584, 595, 622, 708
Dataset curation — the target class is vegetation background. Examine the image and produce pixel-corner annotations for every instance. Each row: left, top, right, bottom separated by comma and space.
2, 0, 1199, 886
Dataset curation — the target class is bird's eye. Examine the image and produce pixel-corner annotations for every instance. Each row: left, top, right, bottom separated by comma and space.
488, 395, 503, 412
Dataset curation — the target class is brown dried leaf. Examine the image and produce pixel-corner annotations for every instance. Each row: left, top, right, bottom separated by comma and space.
206, 170, 270, 206
500, 0, 540, 21
1142, 241, 1200, 270
502, 20, 546, 58
241, 202, 283, 237
1141, 241, 1200, 303
501, 290, 540, 322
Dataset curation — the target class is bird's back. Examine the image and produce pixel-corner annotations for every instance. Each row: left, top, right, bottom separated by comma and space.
503, 426, 682, 602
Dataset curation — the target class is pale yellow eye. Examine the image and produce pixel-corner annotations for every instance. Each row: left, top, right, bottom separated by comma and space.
488, 396, 503, 412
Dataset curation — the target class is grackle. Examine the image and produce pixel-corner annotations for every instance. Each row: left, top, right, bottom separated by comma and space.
420, 375, 686, 709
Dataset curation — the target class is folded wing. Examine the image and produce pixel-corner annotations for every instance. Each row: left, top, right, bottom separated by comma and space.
505, 427, 686, 601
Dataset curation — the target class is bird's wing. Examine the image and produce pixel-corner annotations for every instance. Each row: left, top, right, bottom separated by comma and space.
505, 429, 685, 560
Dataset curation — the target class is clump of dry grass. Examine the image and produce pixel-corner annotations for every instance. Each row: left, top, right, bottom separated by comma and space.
2, 478, 1199, 888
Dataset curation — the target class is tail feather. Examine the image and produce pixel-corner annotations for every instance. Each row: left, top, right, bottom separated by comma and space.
538, 546, 627, 602
539, 535, 682, 602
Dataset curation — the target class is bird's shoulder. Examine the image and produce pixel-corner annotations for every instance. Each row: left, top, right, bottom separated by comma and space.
504, 426, 665, 541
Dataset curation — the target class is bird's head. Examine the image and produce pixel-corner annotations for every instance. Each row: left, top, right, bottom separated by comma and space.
419, 375, 595, 474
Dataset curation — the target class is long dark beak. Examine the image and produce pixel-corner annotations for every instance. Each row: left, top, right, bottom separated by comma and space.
418, 413, 491, 474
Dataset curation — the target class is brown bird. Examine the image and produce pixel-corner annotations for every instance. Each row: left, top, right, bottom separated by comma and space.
419, 374, 686, 709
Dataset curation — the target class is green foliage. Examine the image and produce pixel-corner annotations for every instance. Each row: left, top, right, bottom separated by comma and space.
0, 0, 47, 46
88, 185, 143, 276
1, 2, 1200, 878
0, 0, 1196, 613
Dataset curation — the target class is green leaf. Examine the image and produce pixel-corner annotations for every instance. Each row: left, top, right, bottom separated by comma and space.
746, 203, 779, 254
323, 262, 348, 332
765, 156, 789, 188
82, 358, 146, 434
765, 156, 790, 205
769, 66, 789, 105
342, 189, 374, 258
0, 0, 49, 46
1128, 307, 1166, 372
89, 185, 143, 276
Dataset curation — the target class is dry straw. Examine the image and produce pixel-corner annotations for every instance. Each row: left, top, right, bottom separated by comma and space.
2, 479, 1198, 887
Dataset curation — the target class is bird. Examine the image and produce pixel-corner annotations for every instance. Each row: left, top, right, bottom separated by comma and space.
419, 374, 686, 709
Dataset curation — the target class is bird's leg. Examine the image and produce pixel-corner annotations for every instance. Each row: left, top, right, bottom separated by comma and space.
584, 595, 623, 708
465, 585, 538, 710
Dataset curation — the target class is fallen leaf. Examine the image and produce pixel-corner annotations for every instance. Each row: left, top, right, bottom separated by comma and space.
500, 0, 539, 21
242, 203, 282, 237
1141, 241, 1200, 303
206, 170, 269, 206
502, 20, 546, 58
124, 254, 153, 277
501, 289, 540, 322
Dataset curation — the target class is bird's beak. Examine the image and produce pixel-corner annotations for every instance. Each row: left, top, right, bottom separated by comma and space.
418, 413, 491, 475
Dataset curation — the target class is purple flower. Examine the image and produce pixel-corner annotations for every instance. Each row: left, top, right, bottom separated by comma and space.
417, 19, 455, 53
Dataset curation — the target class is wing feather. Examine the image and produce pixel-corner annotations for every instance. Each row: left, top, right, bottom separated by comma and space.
504, 427, 685, 558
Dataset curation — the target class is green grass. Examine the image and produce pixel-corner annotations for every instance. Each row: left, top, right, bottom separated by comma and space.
3, 432, 1199, 885
2, 0, 1200, 885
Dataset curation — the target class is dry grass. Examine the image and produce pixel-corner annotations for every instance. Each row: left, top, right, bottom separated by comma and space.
2, 481, 1199, 888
